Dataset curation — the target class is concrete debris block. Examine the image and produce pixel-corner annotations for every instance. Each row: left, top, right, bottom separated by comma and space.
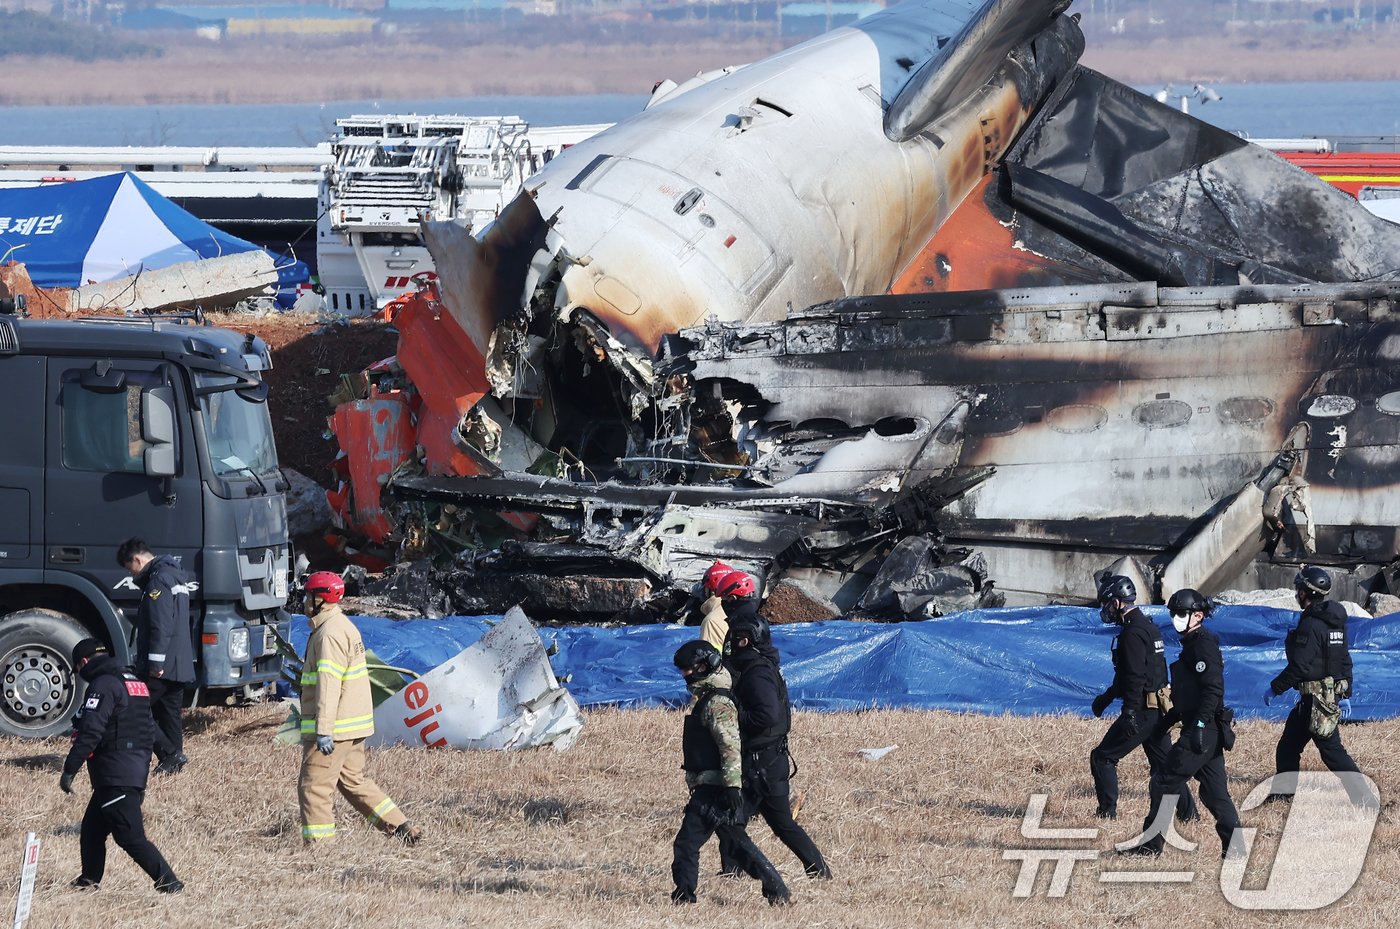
1367, 593, 1400, 617
1213, 588, 1298, 609
282, 468, 335, 538
66, 251, 281, 314
370, 606, 583, 752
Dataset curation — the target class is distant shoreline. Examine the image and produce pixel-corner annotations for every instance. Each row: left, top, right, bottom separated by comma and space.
2, 32, 1398, 108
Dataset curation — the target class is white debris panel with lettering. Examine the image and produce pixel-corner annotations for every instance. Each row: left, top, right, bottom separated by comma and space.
369, 606, 582, 751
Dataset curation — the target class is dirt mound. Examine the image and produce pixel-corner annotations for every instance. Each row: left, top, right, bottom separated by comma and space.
207, 312, 398, 483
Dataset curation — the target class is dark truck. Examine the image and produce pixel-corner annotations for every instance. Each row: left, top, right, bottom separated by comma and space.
0, 307, 291, 739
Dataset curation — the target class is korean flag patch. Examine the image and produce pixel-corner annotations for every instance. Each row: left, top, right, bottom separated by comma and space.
84, 695, 101, 710
1195, 661, 1207, 673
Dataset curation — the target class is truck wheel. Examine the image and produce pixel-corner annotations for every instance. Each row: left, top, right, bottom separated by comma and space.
0, 609, 92, 740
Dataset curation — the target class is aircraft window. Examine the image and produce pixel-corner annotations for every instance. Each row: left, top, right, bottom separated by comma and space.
1133, 399, 1192, 430
674, 189, 703, 216
1377, 392, 1400, 416
1307, 395, 1356, 418
1047, 404, 1107, 434
1217, 397, 1275, 425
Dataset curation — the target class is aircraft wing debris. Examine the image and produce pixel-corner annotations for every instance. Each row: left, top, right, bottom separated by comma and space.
369, 606, 583, 751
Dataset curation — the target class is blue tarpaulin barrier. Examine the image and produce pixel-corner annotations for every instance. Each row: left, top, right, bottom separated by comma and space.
289, 605, 1400, 720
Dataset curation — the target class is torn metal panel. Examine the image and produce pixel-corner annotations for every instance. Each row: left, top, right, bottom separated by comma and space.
370, 606, 582, 751
899, 68, 1400, 295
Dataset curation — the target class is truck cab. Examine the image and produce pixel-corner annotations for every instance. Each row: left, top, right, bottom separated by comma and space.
0, 311, 291, 739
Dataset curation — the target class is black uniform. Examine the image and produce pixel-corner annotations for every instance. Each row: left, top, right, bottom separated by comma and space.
1269, 599, 1360, 778
134, 554, 196, 764
63, 655, 180, 890
1136, 627, 1241, 855
1090, 608, 1197, 821
726, 618, 831, 879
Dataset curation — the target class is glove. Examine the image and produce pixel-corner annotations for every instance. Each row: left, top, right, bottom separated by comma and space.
1123, 708, 1140, 737
725, 787, 745, 816
1262, 687, 1274, 706
59, 772, 75, 794
316, 735, 335, 755
1187, 720, 1205, 754
1339, 698, 1353, 720
1091, 692, 1113, 718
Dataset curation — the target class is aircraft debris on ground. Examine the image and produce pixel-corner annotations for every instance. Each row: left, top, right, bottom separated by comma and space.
325, 0, 1400, 622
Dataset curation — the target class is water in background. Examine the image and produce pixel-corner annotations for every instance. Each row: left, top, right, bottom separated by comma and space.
1, 81, 1399, 146
0, 94, 650, 147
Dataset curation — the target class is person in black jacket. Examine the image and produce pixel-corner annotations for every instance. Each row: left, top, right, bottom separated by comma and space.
1088, 575, 1197, 822
1264, 566, 1365, 790
725, 607, 833, 880
118, 538, 195, 775
1120, 589, 1241, 858
60, 638, 183, 894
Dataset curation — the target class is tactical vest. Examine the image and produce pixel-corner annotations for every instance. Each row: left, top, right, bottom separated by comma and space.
682, 688, 734, 773
97, 673, 156, 753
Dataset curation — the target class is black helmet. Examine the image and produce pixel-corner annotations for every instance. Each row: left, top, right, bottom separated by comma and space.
1097, 575, 1137, 606
1167, 588, 1213, 617
727, 614, 771, 649
673, 640, 723, 677
1294, 565, 1332, 597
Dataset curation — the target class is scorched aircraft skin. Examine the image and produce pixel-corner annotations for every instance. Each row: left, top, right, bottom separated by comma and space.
336, 0, 1400, 615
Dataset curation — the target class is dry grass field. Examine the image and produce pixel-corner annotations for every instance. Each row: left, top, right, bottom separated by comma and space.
3, 705, 1399, 928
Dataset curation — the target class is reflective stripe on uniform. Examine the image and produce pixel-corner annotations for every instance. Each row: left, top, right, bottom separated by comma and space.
301, 670, 318, 686
333, 714, 374, 735
368, 797, 397, 825
314, 659, 368, 682
148, 653, 167, 662
302, 823, 336, 840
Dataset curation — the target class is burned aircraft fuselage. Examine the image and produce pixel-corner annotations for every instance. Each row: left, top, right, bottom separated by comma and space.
377, 0, 1400, 615
666, 282, 1400, 601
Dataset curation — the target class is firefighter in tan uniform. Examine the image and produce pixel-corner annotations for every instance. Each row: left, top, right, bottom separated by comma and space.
298, 571, 422, 846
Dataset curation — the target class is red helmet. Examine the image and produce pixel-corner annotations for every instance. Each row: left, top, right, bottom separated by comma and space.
716, 571, 756, 599
305, 571, 346, 604
702, 560, 735, 594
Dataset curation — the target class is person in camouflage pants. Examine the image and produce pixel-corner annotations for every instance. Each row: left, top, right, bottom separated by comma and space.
670, 640, 790, 906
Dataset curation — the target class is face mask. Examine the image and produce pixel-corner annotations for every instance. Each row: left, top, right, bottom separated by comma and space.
1099, 603, 1119, 625
1171, 612, 1191, 633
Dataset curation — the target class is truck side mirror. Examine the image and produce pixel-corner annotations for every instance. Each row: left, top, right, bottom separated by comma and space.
80, 361, 126, 393
141, 386, 177, 477
235, 381, 269, 403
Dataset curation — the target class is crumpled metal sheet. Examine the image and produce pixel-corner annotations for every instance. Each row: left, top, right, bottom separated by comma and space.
369, 606, 583, 751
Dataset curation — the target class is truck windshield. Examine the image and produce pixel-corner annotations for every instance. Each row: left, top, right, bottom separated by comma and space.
196, 372, 279, 478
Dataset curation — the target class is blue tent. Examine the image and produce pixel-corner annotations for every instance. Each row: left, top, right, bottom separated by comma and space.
0, 172, 307, 288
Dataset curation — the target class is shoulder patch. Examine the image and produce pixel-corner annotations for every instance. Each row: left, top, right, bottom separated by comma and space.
147, 589, 162, 600
84, 695, 101, 710
1195, 661, 1206, 673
